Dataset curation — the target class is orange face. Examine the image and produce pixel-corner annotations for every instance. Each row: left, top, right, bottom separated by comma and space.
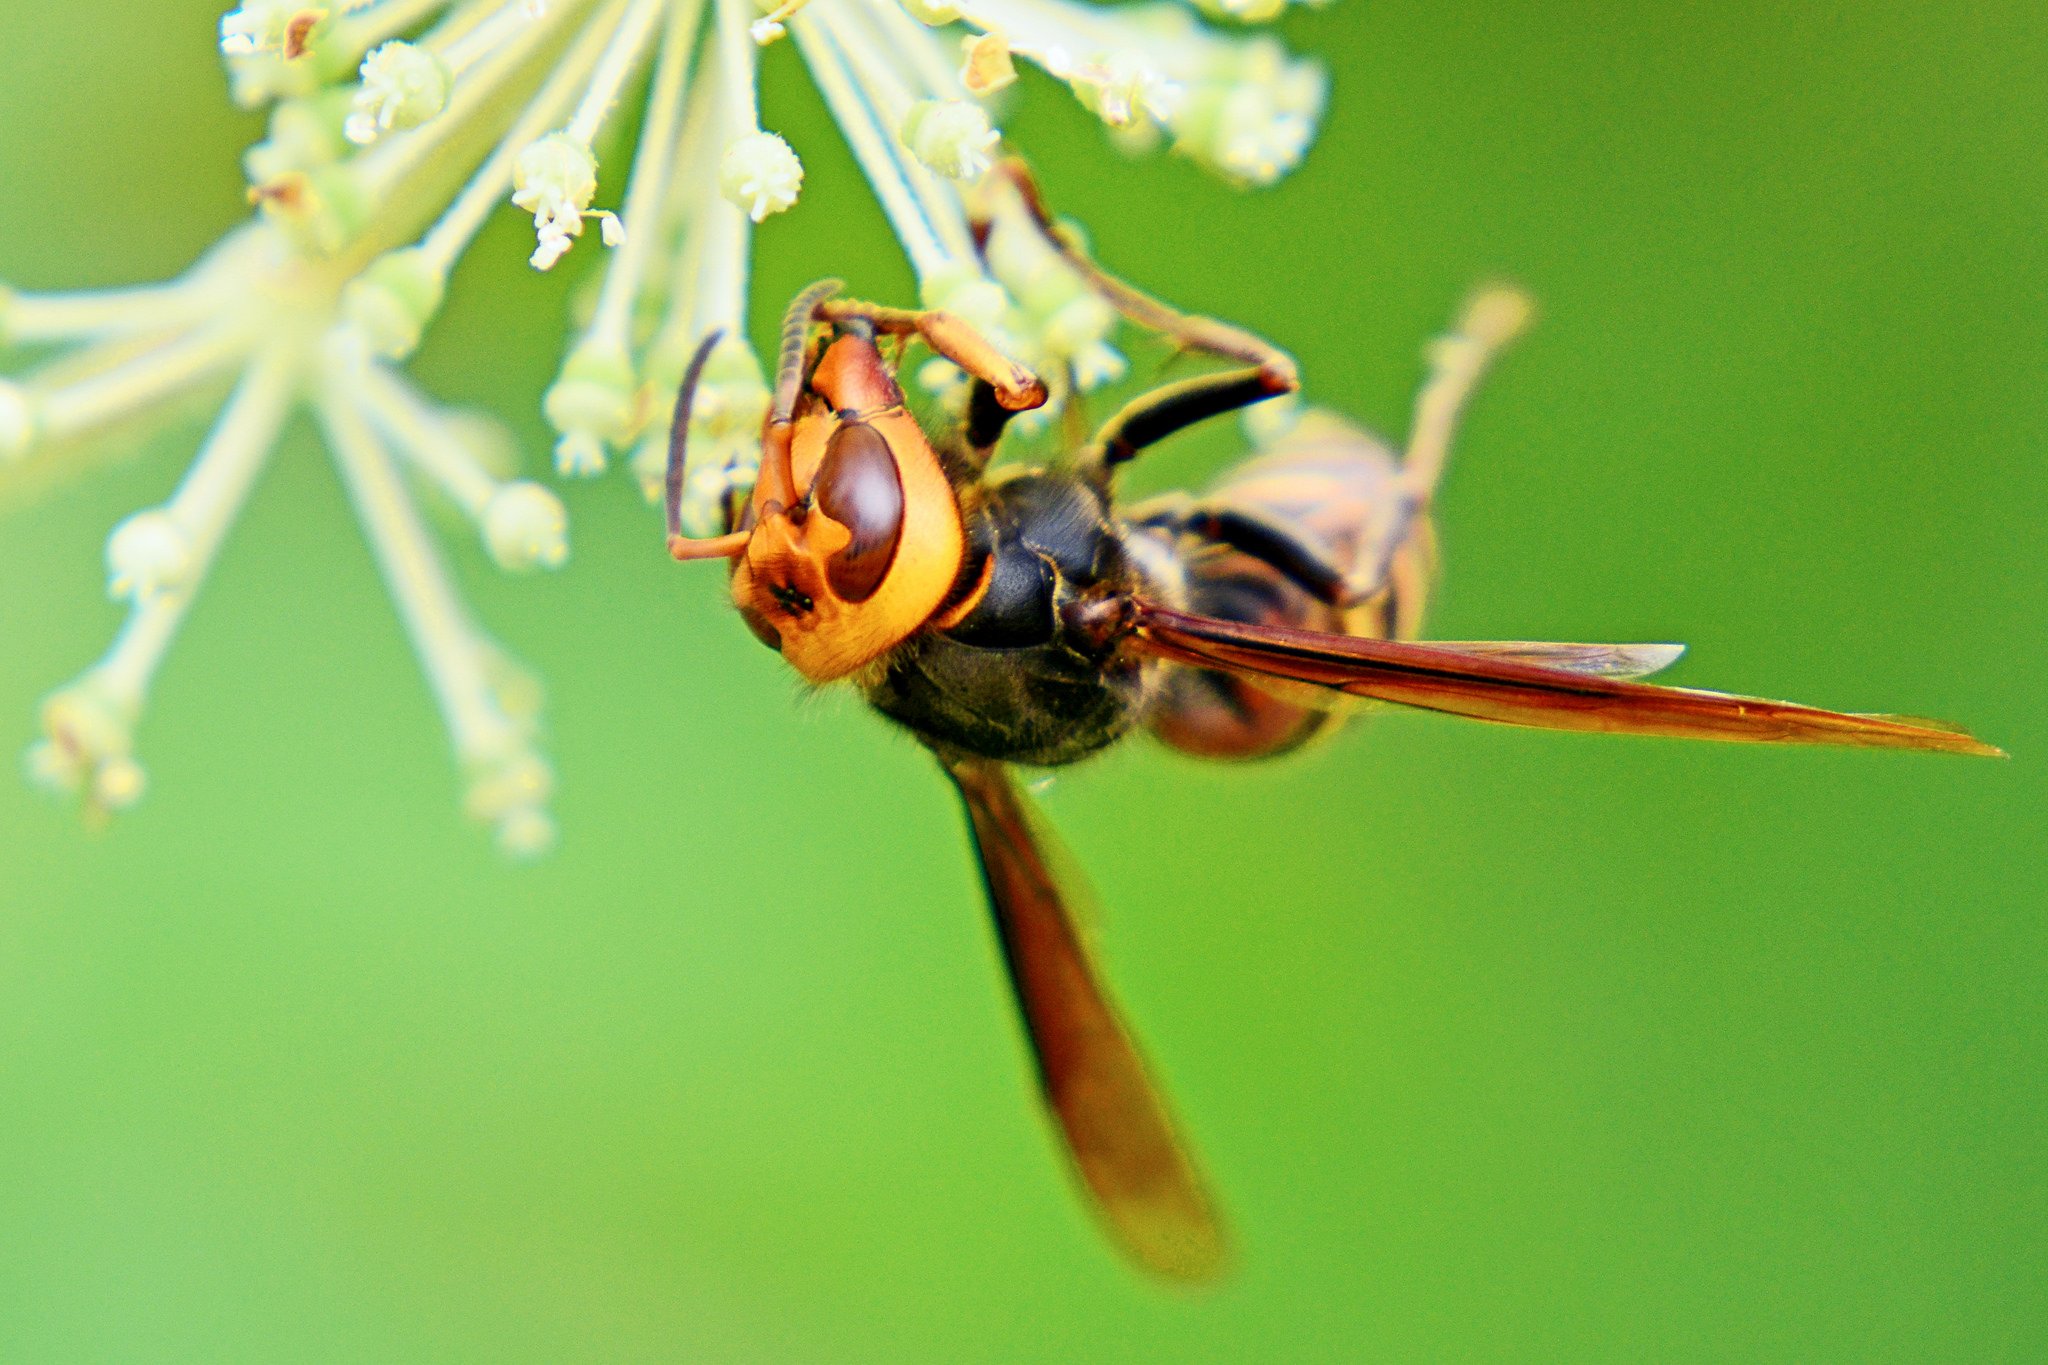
728, 334, 966, 682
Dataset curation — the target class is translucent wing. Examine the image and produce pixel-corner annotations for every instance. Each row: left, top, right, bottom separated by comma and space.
1131, 603, 2002, 756
1425, 641, 1685, 679
942, 756, 1226, 1282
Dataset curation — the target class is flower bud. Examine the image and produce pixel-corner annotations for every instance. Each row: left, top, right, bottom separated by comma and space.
106, 509, 196, 603
342, 248, 448, 360
482, 482, 569, 572
544, 338, 639, 477
900, 100, 1000, 182
514, 133, 602, 269
346, 41, 452, 145
720, 131, 804, 222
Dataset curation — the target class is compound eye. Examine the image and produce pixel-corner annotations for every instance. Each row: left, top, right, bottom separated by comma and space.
812, 421, 904, 603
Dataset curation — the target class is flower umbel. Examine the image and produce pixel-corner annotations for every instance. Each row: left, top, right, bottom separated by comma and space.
5, 0, 1327, 854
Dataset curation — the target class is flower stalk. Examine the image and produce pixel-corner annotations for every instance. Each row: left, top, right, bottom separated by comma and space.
7, 0, 1330, 853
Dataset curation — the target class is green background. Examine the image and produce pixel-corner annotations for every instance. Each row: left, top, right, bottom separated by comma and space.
2, 1, 2043, 1359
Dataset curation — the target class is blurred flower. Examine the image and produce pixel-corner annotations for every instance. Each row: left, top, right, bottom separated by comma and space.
3, 0, 1326, 854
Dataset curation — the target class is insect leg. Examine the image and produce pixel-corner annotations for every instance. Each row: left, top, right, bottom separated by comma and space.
1182, 505, 1355, 607
1400, 286, 1532, 501
1077, 366, 1297, 481
814, 297, 1047, 412
981, 159, 1298, 386
1291, 287, 1530, 601
955, 358, 1090, 471
962, 377, 1019, 458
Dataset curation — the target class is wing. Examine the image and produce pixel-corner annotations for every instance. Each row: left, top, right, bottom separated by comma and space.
1221, 639, 1689, 720
1132, 602, 2002, 756
942, 756, 1226, 1282
1425, 640, 1685, 680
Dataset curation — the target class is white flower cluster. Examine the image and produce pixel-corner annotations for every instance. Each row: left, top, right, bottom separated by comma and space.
2, 0, 1327, 854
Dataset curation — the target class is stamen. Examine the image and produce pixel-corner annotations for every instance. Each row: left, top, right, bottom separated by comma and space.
355, 363, 569, 570
506, 0, 663, 280
33, 351, 300, 815
341, 4, 623, 357
316, 368, 557, 858
715, 0, 805, 222
33, 326, 254, 447
793, 15, 950, 277
105, 347, 302, 605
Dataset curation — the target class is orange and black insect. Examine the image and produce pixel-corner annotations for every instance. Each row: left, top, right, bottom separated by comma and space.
663, 165, 2000, 1281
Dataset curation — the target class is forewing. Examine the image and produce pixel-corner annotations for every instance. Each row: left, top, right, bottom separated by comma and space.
1227, 640, 1688, 718
1426, 641, 1686, 680
1132, 603, 2001, 756
943, 757, 1226, 1282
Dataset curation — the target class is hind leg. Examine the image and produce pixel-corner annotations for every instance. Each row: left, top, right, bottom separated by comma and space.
1399, 286, 1531, 502
1336, 286, 1530, 625
1263, 286, 1530, 613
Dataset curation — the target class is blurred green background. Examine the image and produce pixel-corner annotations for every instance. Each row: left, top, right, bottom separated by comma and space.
2, 1, 2043, 1360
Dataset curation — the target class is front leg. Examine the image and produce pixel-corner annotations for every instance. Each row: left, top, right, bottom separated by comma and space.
813, 297, 1047, 413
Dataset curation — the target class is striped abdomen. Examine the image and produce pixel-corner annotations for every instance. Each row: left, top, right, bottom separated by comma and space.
1134, 410, 1439, 759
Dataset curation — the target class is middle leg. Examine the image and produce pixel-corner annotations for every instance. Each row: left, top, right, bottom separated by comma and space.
1078, 367, 1297, 482
980, 159, 1299, 389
